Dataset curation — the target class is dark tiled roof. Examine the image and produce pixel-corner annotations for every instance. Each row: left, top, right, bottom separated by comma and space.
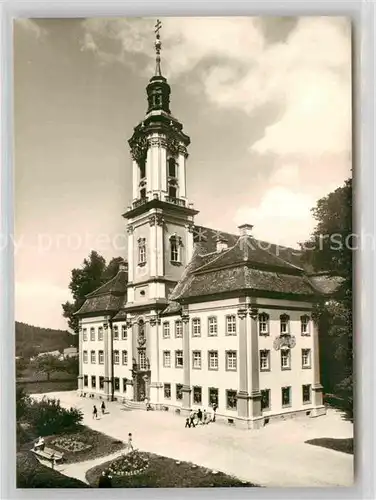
174, 265, 315, 300
161, 301, 182, 316
74, 269, 128, 316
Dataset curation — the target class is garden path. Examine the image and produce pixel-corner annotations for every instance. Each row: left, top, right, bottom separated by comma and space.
33, 391, 354, 487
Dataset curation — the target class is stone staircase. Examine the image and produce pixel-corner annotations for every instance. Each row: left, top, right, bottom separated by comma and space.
121, 399, 147, 411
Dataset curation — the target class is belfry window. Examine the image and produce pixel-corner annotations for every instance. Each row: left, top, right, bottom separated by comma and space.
138, 238, 146, 265
168, 184, 177, 198
139, 158, 146, 179
168, 157, 177, 177
170, 235, 182, 263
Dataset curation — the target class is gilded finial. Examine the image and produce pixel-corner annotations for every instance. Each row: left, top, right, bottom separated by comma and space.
154, 19, 162, 76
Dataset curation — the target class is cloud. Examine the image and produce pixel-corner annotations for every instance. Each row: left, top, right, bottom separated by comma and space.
80, 16, 351, 244
15, 19, 47, 39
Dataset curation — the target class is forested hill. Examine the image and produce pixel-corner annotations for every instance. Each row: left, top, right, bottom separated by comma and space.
16, 321, 77, 358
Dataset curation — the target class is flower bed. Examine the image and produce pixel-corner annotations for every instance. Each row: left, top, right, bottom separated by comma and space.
107, 451, 149, 477
51, 436, 92, 453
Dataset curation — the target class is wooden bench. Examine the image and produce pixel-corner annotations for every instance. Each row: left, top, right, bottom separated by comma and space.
31, 446, 64, 465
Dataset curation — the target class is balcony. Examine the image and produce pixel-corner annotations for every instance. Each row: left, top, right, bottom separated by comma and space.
132, 197, 149, 208
165, 196, 186, 207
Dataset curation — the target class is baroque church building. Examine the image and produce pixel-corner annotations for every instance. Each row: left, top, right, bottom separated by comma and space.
76, 25, 330, 429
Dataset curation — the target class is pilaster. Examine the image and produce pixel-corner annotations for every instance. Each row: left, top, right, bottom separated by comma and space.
149, 217, 157, 278
127, 225, 134, 283
149, 314, 162, 403
156, 216, 164, 277
77, 322, 83, 392
237, 307, 249, 418
132, 160, 138, 200
103, 319, 112, 400
181, 313, 191, 410
186, 223, 194, 263
248, 305, 262, 419
178, 151, 186, 198
312, 321, 325, 411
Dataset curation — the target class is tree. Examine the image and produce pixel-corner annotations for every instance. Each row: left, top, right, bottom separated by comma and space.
301, 178, 353, 419
59, 356, 79, 377
31, 355, 62, 382
62, 251, 124, 333
16, 357, 29, 379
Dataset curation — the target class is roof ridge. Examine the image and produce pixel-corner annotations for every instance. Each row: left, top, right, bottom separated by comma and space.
85, 269, 127, 298
193, 240, 239, 273
261, 244, 303, 271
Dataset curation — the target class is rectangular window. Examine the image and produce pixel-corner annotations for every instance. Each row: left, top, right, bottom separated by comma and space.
175, 350, 183, 368
164, 383, 171, 399
208, 317, 218, 336
282, 386, 291, 407
98, 350, 104, 364
90, 327, 95, 341
170, 238, 180, 263
98, 326, 103, 341
193, 386, 202, 405
261, 389, 271, 410
138, 350, 147, 370
281, 349, 291, 370
192, 318, 201, 337
83, 351, 88, 363
302, 384, 311, 403
122, 350, 128, 365
176, 384, 183, 400
209, 387, 219, 407
114, 377, 120, 391
99, 376, 104, 389
192, 350, 202, 369
175, 320, 182, 338
91, 376, 96, 388
226, 315, 237, 335
226, 390, 237, 410
114, 350, 120, 365
258, 313, 269, 335
259, 350, 270, 371
302, 348, 311, 368
122, 378, 127, 392
226, 351, 237, 371
82, 328, 88, 341
280, 314, 290, 334
163, 351, 171, 368
138, 238, 146, 265
301, 315, 310, 335
121, 324, 127, 340
163, 322, 170, 339
90, 350, 96, 364
83, 375, 88, 387
113, 325, 119, 340
208, 350, 219, 370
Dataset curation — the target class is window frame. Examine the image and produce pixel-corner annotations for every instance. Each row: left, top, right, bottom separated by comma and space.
138, 237, 147, 265
280, 314, 290, 335
261, 388, 271, 411
122, 350, 128, 365
281, 348, 291, 370
302, 384, 312, 404
114, 377, 120, 392
113, 325, 119, 340
122, 378, 127, 392
114, 350, 120, 365
225, 315, 237, 335
98, 326, 103, 341
208, 316, 218, 336
162, 321, 170, 339
192, 350, 202, 370
259, 349, 271, 372
226, 389, 237, 410
301, 348, 312, 369
282, 386, 292, 407
176, 383, 183, 400
90, 350, 96, 364
121, 324, 127, 340
301, 315, 311, 336
90, 327, 95, 341
170, 236, 180, 263
192, 317, 201, 337
193, 386, 202, 405
82, 328, 88, 341
91, 375, 96, 389
208, 350, 219, 371
98, 350, 104, 365
168, 157, 177, 178
225, 350, 237, 371
258, 313, 270, 336
138, 349, 147, 370
175, 350, 183, 368
83, 350, 88, 364
175, 320, 183, 338
208, 387, 219, 407
99, 376, 104, 390
164, 383, 171, 399
83, 375, 88, 387
163, 350, 171, 368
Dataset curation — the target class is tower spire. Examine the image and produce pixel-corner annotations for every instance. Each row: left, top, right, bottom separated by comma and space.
154, 19, 162, 76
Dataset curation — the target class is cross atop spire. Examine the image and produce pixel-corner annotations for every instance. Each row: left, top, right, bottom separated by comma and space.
154, 19, 162, 76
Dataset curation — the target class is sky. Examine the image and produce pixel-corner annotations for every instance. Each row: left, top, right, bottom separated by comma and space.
14, 17, 352, 330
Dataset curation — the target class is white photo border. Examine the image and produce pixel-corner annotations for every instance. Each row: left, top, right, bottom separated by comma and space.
0, 1, 374, 499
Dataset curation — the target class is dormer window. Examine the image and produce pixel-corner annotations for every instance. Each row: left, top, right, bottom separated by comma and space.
138, 238, 146, 265
168, 157, 177, 177
170, 235, 182, 263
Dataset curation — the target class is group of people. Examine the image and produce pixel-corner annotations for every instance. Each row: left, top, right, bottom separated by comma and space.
185, 404, 218, 428
92, 401, 107, 419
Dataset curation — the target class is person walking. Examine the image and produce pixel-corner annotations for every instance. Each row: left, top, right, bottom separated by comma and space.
212, 403, 218, 422
189, 410, 196, 428
101, 401, 106, 415
185, 417, 191, 428
197, 408, 202, 424
127, 433, 134, 451
93, 405, 98, 419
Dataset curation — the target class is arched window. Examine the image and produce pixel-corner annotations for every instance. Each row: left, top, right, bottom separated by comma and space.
138, 319, 145, 339
139, 158, 146, 179
168, 157, 177, 177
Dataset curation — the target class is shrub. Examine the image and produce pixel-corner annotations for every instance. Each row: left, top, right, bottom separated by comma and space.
17, 452, 89, 488
27, 397, 83, 436
16, 386, 31, 421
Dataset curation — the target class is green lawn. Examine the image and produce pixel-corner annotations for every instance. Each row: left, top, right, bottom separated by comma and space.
305, 437, 354, 455
86, 451, 259, 488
